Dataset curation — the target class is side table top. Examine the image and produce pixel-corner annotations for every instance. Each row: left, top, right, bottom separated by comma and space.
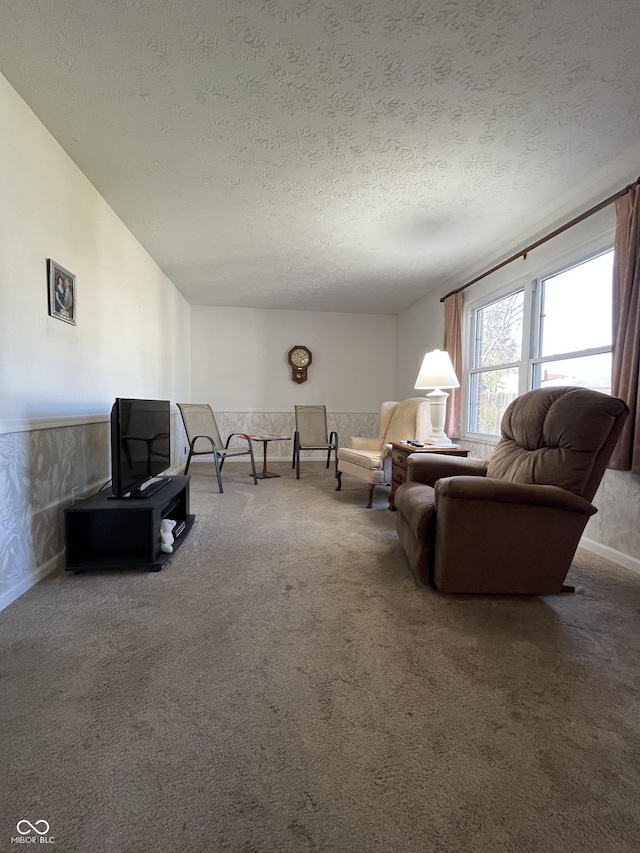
245, 434, 291, 441
392, 442, 467, 454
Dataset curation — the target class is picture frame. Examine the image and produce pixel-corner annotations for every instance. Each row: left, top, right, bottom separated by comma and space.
48, 259, 76, 325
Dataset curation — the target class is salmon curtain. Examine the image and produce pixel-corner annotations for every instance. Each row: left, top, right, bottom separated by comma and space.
610, 184, 640, 473
443, 292, 463, 439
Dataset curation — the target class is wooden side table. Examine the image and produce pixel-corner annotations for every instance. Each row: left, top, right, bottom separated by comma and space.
245, 434, 290, 479
389, 442, 469, 510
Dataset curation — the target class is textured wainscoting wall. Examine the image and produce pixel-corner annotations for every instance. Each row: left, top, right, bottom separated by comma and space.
584, 470, 640, 573
0, 421, 110, 610
213, 411, 379, 462
0, 412, 188, 611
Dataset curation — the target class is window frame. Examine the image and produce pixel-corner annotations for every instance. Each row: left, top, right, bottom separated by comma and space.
463, 279, 533, 442
529, 247, 614, 392
462, 239, 614, 444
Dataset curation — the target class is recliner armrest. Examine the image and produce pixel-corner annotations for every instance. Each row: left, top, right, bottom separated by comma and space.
406, 454, 488, 487
435, 476, 596, 515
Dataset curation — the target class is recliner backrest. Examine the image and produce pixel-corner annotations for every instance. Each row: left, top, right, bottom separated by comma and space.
486, 387, 628, 500
382, 397, 431, 446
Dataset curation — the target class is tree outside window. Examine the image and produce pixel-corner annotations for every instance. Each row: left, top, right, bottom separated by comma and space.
469, 290, 524, 435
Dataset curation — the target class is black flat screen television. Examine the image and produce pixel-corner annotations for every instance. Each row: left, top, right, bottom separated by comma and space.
110, 398, 171, 498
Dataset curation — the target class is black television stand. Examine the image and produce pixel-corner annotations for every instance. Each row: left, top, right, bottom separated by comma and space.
65, 475, 194, 573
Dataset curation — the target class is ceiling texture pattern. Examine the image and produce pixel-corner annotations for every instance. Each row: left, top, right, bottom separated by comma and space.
1, 0, 639, 313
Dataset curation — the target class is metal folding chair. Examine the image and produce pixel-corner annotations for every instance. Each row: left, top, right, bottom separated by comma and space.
177, 403, 257, 492
292, 405, 338, 480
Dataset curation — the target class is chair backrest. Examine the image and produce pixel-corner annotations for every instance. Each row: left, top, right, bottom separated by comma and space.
177, 403, 224, 452
374, 401, 399, 444
295, 405, 329, 446
486, 387, 629, 500
382, 397, 431, 445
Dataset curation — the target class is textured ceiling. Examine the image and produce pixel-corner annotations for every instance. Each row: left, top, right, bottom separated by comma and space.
1, 0, 639, 313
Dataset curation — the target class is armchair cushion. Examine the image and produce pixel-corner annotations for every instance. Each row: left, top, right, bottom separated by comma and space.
339, 447, 386, 470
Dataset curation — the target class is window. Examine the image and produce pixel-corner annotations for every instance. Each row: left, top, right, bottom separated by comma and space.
468, 290, 524, 436
465, 248, 613, 438
533, 251, 613, 395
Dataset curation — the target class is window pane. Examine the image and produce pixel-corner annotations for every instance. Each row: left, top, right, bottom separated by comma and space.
476, 291, 523, 368
470, 367, 520, 435
536, 352, 612, 394
540, 252, 613, 357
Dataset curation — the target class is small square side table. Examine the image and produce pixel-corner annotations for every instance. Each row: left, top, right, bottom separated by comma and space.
246, 434, 291, 479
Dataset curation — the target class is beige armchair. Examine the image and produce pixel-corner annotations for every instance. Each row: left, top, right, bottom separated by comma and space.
335, 398, 431, 507
394, 387, 628, 594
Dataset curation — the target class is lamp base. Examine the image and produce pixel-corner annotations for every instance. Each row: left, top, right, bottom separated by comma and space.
425, 388, 455, 447
425, 435, 456, 448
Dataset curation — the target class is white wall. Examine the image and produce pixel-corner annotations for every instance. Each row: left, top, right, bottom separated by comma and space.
396, 294, 445, 402
0, 72, 191, 609
190, 307, 396, 412
0, 73, 190, 425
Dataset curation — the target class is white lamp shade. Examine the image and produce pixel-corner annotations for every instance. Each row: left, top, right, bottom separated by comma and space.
414, 349, 460, 390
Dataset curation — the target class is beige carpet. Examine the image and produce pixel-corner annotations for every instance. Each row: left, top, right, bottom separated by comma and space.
2, 462, 640, 853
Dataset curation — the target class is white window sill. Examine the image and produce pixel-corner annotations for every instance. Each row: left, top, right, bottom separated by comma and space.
460, 434, 500, 447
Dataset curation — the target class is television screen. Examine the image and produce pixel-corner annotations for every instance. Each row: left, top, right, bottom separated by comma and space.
111, 398, 171, 498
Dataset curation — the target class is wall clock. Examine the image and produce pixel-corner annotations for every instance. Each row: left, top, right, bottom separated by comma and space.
288, 345, 312, 383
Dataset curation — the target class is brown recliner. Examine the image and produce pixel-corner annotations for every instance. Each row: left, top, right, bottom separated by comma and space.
394, 387, 629, 594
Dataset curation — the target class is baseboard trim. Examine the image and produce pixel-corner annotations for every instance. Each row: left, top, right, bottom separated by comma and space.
580, 536, 640, 576
0, 551, 64, 613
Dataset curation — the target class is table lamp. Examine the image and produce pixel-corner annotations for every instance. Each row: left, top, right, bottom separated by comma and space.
414, 349, 460, 447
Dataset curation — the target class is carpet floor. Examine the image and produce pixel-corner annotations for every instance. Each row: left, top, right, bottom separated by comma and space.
2, 462, 640, 853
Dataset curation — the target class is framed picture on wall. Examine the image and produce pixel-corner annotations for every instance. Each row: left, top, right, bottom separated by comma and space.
48, 259, 76, 325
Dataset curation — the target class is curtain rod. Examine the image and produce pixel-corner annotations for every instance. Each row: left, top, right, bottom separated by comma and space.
440, 176, 640, 303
